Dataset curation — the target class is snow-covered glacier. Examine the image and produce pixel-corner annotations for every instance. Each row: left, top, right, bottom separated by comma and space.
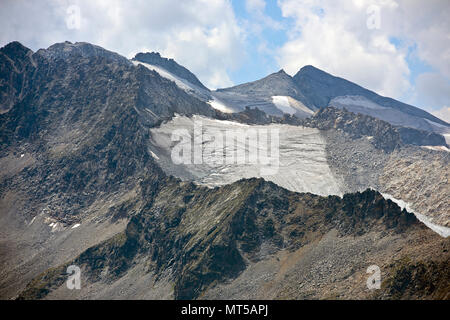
149, 115, 343, 196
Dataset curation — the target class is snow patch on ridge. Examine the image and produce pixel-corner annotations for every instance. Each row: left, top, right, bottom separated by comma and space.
132, 60, 202, 94
424, 118, 450, 130
422, 145, 450, 152
272, 96, 296, 115
444, 134, 450, 145
331, 95, 387, 110
381, 192, 450, 238
272, 95, 314, 116
207, 97, 234, 113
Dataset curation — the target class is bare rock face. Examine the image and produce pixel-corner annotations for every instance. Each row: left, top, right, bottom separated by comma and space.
301, 107, 401, 152
0, 41, 35, 114
397, 126, 447, 146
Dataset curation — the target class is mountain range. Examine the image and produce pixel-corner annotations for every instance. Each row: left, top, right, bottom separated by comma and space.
133, 48, 450, 138
0, 41, 448, 300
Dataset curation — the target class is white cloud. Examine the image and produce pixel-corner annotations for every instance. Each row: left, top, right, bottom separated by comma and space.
386, 0, 450, 79
431, 107, 450, 123
0, 0, 244, 89
277, 0, 450, 109
246, 0, 266, 13
1, 0, 448, 107
277, 0, 411, 99
413, 72, 450, 119
245, 0, 283, 32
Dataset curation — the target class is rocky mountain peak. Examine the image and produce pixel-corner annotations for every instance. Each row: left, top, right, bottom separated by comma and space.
35, 41, 131, 65
265, 68, 292, 81
293, 65, 450, 127
275, 68, 288, 75
0, 41, 33, 57
296, 64, 326, 77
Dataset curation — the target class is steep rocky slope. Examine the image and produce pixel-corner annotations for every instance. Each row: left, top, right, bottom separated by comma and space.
16, 178, 449, 300
0, 42, 35, 114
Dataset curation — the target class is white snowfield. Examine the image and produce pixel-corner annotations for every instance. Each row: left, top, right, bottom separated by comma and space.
272, 96, 296, 115
424, 118, 450, 130
207, 97, 234, 113
381, 193, 450, 238
331, 95, 387, 110
149, 115, 343, 196
444, 134, 450, 145
272, 95, 314, 116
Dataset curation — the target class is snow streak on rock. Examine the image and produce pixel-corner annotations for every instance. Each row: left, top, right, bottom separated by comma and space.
381, 193, 450, 238
272, 96, 296, 115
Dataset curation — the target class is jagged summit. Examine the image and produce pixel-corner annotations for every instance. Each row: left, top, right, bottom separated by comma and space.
1, 41, 32, 55
215, 68, 301, 100
35, 41, 131, 65
275, 68, 288, 75
0, 41, 34, 67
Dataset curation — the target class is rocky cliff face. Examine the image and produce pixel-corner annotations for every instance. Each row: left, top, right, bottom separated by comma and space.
0, 42, 35, 114
301, 107, 401, 152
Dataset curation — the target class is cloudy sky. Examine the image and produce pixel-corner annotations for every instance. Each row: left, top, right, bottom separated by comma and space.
1, 0, 449, 121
